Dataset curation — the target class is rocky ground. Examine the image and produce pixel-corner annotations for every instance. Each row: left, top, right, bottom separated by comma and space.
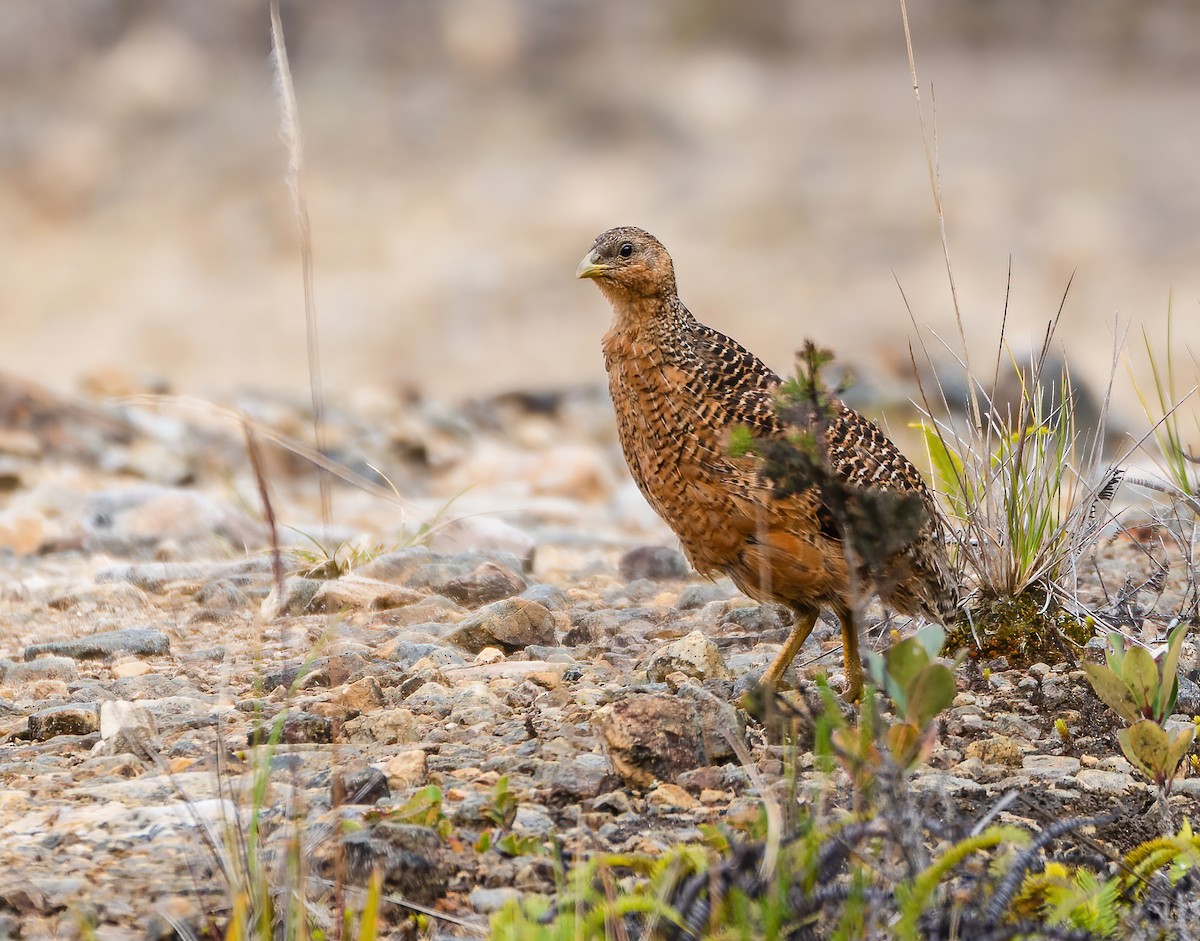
0, 371, 1197, 940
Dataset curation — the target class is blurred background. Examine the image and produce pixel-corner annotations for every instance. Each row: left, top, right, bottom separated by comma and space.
3, 0, 1200, 424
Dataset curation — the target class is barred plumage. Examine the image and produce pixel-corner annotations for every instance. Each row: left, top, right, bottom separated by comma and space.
578, 226, 958, 699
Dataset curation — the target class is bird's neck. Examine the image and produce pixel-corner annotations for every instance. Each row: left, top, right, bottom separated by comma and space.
599, 287, 694, 346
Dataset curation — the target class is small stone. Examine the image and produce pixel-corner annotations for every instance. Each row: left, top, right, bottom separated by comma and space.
675, 582, 737, 610
447, 598, 557, 653
442, 562, 528, 607
112, 659, 152, 678
380, 749, 428, 790
1022, 754, 1081, 780
474, 646, 505, 665
593, 692, 709, 788
336, 676, 386, 714
0, 656, 77, 684
28, 704, 99, 741
249, 711, 333, 746
1075, 769, 1135, 794
641, 630, 731, 682
24, 628, 170, 661
548, 761, 610, 805
512, 806, 555, 835
520, 584, 569, 611
470, 887, 521, 914
333, 767, 390, 806
963, 734, 1024, 768
647, 782, 700, 811
261, 577, 323, 618
339, 824, 452, 905
343, 708, 420, 745
309, 575, 425, 614
98, 701, 157, 754
618, 546, 688, 582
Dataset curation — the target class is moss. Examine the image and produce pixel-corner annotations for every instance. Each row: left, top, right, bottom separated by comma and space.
947, 590, 1093, 667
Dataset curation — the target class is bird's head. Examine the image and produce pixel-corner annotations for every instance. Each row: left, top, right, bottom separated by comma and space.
575, 226, 676, 302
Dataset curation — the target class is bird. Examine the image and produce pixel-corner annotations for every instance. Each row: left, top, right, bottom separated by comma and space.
576, 225, 958, 700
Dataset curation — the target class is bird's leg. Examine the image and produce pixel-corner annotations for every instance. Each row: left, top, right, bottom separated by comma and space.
760, 608, 819, 689
839, 609, 864, 702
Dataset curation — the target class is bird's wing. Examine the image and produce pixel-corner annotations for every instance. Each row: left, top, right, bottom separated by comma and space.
687, 321, 784, 437
824, 405, 933, 497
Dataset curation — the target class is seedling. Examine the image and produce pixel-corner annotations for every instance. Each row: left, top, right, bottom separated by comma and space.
1082, 621, 1196, 794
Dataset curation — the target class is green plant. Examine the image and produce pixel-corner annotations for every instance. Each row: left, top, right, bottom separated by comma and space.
1082, 621, 1196, 795
1130, 305, 1200, 509
863, 624, 961, 769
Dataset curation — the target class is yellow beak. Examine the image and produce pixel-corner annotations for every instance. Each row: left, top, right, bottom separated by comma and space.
575, 249, 609, 280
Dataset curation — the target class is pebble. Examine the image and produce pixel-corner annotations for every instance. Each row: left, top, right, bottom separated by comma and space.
379, 749, 428, 790
1075, 769, 1135, 794
27, 704, 99, 741
470, 886, 522, 914
618, 546, 689, 582
24, 628, 170, 661
0, 656, 77, 684
1022, 754, 1082, 779
446, 598, 558, 652
442, 561, 528, 607
640, 630, 732, 682
593, 692, 709, 788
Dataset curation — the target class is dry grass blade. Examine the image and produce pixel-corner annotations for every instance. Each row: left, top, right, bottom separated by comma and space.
242, 415, 285, 606
269, 0, 331, 532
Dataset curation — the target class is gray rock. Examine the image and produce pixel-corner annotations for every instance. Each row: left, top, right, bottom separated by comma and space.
338, 824, 453, 905
0, 656, 77, 684
248, 711, 333, 746
470, 887, 521, 914
260, 577, 323, 618
521, 584, 569, 611
95, 557, 271, 592
98, 701, 157, 755
1175, 673, 1200, 714
308, 576, 425, 613
675, 582, 738, 610
1075, 768, 1135, 794
447, 598, 557, 653
332, 767, 390, 806
593, 692, 709, 789
28, 704, 99, 741
1022, 754, 1081, 779
442, 562, 528, 607
383, 641, 466, 671
720, 604, 789, 635
618, 546, 688, 582
641, 631, 732, 683
548, 760, 612, 805
24, 628, 170, 661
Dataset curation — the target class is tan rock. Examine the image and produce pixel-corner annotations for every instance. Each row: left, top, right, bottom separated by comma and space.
380, 749, 428, 791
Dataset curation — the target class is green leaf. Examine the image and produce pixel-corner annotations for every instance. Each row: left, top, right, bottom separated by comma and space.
1082, 662, 1142, 725
1164, 724, 1197, 781
1155, 621, 1189, 720
1121, 646, 1162, 716
1119, 720, 1171, 783
885, 637, 932, 702
913, 624, 947, 662
904, 664, 958, 727
1104, 632, 1126, 674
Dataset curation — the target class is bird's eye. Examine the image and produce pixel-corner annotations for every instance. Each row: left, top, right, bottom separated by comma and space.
619, 242, 634, 258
